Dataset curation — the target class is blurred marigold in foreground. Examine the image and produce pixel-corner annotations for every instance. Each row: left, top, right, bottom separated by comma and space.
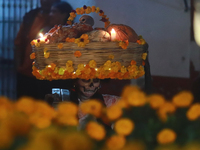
114, 118, 134, 136
186, 103, 200, 121
157, 128, 177, 145
172, 91, 193, 107
86, 121, 106, 140
80, 99, 103, 117
106, 135, 126, 150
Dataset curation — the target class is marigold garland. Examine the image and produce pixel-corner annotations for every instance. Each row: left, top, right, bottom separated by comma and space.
67, 5, 110, 28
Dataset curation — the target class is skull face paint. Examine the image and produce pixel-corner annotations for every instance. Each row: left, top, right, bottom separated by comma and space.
77, 78, 100, 100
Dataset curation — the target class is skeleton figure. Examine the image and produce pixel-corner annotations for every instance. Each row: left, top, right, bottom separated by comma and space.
79, 15, 94, 26
76, 79, 100, 101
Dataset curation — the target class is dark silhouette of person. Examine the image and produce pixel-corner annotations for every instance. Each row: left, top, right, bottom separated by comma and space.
14, 0, 73, 100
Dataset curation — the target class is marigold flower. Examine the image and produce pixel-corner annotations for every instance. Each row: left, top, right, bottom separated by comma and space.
76, 8, 82, 15
106, 105, 123, 121
86, 121, 106, 140
85, 6, 92, 14
157, 102, 176, 122
66, 60, 73, 66
66, 37, 75, 42
95, 7, 100, 13
106, 135, 126, 150
77, 63, 84, 70
75, 34, 89, 47
131, 60, 137, 65
114, 118, 134, 136
88, 60, 96, 68
147, 94, 165, 109
172, 91, 193, 107
186, 103, 200, 121
57, 43, 63, 49
0, 127, 13, 149
29, 115, 51, 129
80, 99, 103, 117
74, 51, 82, 58
142, 53, 147, 60
56, 115, 78, 126
118, 40, 129, 49
157, 128, 177, 145
30, 40, 36, 46
126, 90, 147, 106
15, 97, 36, 115
69, 12, 76, 18
68, 16, 74, 21
30, 53, 35, 59
58, 68, 65, 75
57, 102, 78, 116
92, 6, 96, 12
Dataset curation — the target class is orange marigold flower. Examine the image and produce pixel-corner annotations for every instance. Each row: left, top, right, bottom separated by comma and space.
85, 6, 92, 14
30, 53, 35, 59
125, 89, 147, 106
57, 43, 63, 49
80, 99, 103, 117
56, 115, 78, 126
69, 12, 76, 18
89, 60, 96, 68
57, 102, 78, 116
106, 105, 123, 121
142, 53, 147, 60
114, 118, 134, 136
147, 94, 165, 109
92, 6, 96, 12
157, 128, 177, 145
58, 68, 65, 75
74, 51, 82, 58
86, 121, 106, 140
106, 135, 126, 150
75, 34, 89, 47
172, 91, 193, 107
157, 102, 176, 122
66, 37, 75, 42
95, 7, 100, 13
118, 40, 129, 49
186, 103, 200, 121
131, 60, 137, 65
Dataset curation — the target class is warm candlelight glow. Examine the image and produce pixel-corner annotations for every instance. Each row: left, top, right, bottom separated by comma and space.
39, 33, 43, 38
38, 32, 49, 43
111, 28, 116, 41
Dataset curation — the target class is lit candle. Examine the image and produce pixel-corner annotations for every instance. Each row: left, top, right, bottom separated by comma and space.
111, 28, 116, 41
38, 33, 48, 43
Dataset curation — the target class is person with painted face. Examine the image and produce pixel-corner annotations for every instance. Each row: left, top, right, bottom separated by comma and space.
45, 78, 105, 106
45, 78, 118, 129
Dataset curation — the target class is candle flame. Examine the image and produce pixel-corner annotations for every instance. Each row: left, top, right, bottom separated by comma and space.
39, 33, 43, 38
111, 28, 116, 33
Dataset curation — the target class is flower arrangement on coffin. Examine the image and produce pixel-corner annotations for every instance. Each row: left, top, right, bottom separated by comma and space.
1, 86, 200, 150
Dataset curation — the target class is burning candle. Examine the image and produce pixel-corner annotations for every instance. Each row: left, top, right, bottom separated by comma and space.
111, 28, 116, 41
38, 33, 49, 43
